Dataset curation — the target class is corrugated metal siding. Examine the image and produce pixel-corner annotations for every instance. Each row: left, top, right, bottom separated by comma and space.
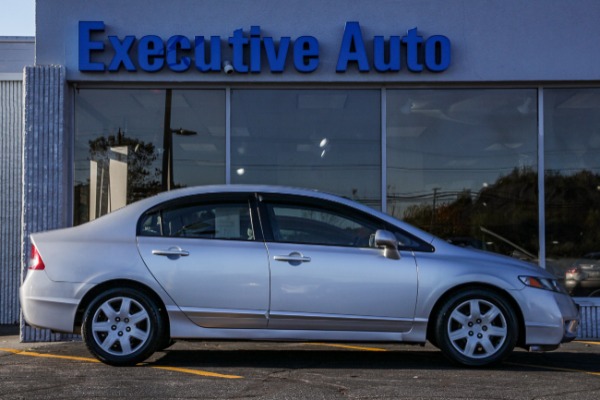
576, 300, 600, 340
0, 80, 23, 324
20, 65, 76, 341
0, 38, 35, 74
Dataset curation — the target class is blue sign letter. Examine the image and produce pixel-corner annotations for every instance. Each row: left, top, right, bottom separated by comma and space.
264, 37, 290, 73
138, 35, 165, 72
425, 35, 451, 72
373, 36, 401, 72
195, 36, 221, 72
107, 36, 136, 72
402, 28, 424, 72
79, 21, 105, 71
249, 26, 262, 73
337, 22, 370, 72
229, 29, 249, 73
166, 35, 192, 72
294, 36, 319, 73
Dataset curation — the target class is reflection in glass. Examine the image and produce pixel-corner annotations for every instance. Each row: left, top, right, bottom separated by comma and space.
231, 90, 381, 209
387, 89, 538, 259
74, 89, 225, 225
545, 89, 600, 296
170, 90, 226, 188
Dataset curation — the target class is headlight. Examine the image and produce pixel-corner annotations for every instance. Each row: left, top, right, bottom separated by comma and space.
519, 276, 567, 293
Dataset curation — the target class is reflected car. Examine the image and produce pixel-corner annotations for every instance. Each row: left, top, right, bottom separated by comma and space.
565, 252, 600, 297
20, 185, 579, 367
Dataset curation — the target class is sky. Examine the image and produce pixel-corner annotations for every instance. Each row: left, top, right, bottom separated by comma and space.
0, 0, 35, 36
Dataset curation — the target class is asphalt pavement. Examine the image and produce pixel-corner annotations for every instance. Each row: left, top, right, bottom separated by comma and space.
1, 324, 599, 399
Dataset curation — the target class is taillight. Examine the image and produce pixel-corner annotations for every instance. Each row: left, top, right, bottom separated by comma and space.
29, 244, 46, 270
566, 266, 580, 274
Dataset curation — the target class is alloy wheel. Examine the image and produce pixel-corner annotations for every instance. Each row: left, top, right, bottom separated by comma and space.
446, 298, 508, 359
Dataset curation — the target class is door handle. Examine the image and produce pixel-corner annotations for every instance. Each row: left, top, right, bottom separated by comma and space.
152, 248, 190, 257
274, 252, 311, 264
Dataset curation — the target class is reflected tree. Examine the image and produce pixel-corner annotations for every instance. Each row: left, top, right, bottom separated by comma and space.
404, 168, 538, 256
88, 132, 161, 204
403, 167, 600, 259
546, 170, 600, 257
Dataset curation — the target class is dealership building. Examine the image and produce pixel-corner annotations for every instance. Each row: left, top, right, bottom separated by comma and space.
1, 0, 599, 341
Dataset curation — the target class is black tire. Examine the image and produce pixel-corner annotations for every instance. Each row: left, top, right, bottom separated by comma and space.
434, 288, 518, 367
82, 287, 164, 366
157, 338, 176, 352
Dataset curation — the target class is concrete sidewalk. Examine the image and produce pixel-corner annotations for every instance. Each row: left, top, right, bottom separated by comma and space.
0, 325, 22, 349
0, 325, 53, 351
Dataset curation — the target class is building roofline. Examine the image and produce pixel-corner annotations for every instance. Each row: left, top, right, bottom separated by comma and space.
0, 36, 35, 43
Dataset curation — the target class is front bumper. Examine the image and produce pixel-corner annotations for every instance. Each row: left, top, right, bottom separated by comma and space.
517, 286, 579, 347
562, 319, 579, 343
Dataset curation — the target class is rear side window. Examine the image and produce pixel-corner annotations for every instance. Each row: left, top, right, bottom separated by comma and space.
139, 202, 255, 241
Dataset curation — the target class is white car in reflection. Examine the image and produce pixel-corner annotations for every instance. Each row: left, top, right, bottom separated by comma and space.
21, 185, 579, 367
565, 252, 600, 297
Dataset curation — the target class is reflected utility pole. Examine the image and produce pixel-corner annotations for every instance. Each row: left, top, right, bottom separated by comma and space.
162, 89, 173, 191
431, 187, 441, 231
161, 89, 197, 191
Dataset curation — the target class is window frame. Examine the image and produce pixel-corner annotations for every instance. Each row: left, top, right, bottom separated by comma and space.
257, 193, 434, 252
136, 192, 264, 242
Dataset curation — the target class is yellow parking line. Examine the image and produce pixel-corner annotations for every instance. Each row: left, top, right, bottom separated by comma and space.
0, 348, 100, 363
0, 348, 242, 379
304, 343, 388, 352
576, 341, 600, 346
506, 362, 600, 377
153, 366, 242, 379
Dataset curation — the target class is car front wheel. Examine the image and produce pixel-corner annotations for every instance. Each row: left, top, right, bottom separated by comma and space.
435, 288, 518, 367
82, 288, 164, 366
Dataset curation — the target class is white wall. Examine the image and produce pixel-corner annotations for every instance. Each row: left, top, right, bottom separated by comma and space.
35, 0, 600, 83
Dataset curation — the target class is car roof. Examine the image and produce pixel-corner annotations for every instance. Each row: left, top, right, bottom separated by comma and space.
35, 184, 434, 246
128, 184, 436, 242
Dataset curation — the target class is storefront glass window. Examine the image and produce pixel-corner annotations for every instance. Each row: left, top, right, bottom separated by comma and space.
545, 88, 600, 297
387, 89, 539, 260
231, 90, 381, 209
74, 89, 225, 225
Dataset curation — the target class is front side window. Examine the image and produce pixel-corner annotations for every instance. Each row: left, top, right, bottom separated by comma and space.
266, 203, 378, 247
263, 199, 433, 252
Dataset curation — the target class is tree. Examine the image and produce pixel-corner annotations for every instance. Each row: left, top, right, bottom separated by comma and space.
88, 132, 161, 205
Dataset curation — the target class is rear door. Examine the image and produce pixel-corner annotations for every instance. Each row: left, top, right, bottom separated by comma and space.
136, 193, 270, 328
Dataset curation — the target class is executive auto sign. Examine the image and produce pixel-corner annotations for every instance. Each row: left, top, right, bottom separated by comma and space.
79, 21, 451, 74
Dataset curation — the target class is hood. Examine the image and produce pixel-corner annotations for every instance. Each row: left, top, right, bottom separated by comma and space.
430, 237, 554, 277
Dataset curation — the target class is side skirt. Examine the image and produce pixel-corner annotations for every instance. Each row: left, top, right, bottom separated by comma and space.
167, 308, 429, 343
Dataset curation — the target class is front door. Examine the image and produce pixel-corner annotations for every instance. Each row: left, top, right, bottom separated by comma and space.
260, 196, 418, 332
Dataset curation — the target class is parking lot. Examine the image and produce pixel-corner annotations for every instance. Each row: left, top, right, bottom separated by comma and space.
1, 325, 599, 399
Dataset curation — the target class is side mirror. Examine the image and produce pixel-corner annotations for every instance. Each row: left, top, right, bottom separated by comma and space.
375, 229, 401, 260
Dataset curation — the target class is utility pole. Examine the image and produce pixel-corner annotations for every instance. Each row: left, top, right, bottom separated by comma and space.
431, 187, 441, 231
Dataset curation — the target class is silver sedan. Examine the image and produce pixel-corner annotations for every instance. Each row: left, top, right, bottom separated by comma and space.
20, 185, 579, 367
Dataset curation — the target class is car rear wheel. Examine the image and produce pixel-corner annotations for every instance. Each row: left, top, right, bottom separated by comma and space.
82, 288, 164, 366
435, 288, 518, 367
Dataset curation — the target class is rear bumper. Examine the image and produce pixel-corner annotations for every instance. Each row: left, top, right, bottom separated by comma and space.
20, 270, 91, 333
